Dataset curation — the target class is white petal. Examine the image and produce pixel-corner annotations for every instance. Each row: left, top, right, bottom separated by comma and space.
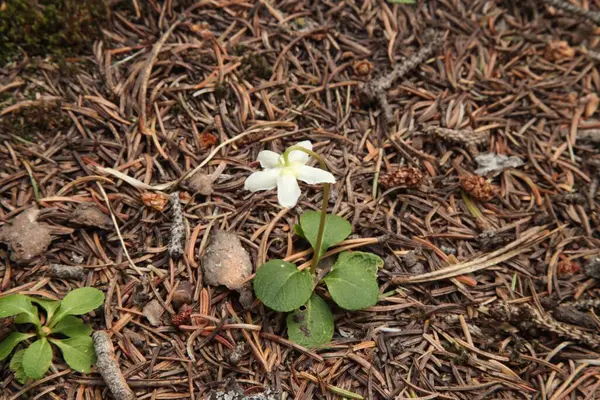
257, 150, 281, 168
277, 171, 301, 208
244, 169, 279, 192
288, 140, 313, 165
296, 165, 336, 185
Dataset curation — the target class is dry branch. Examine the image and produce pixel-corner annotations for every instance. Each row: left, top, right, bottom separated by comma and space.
393, 226, 557, 284
360, 30, 444, 124
169, 192, 185, 259
48, 264, 85, 280
93, 331, 135, 400
540, 0, 600, 25
488, 302, 600, 349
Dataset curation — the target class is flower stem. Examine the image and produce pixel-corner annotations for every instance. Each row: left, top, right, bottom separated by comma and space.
283, 146, 331, 275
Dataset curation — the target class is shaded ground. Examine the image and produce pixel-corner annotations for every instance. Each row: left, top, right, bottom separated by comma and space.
1, 0, 600, 399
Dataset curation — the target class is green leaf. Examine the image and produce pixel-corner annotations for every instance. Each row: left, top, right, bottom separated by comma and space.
14, 312, 41, 326
286, 294, 334, 348
253, 260, 314, 312
0, 332, 35, 361
335, 251, 383, 277
50, 336, 96, 373
52, 316, 92, 337
299, 211, 351, 257
293, 223, 305, 238
0, 295, 40, 326
323, 252, 380, 310
50, 288, 104, 326
30, 298, 61, 321
22, 338, 52, 380
10, 349, 29, 384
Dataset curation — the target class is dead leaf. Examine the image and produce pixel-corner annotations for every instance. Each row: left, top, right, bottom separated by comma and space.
0, 208, 53, 263
178, 191, 192, 203
141, 192, 169, 211
70, 203, 112, 229
557, 258, 581, 277
545, 41, 575, 61
202, 229, 252, 290
199, 132, 218, 149
172, 281, 193, 309
474, 153, 524, 177
184, 171, 214, 196
143, 299, 164, 327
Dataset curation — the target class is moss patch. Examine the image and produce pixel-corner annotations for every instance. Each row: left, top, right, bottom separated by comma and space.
241, 53, 272, 80
0, 101, 71, 141
0, 0, 107, 65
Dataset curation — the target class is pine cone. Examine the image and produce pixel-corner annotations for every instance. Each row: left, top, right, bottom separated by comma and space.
172, 303, 193, 327
379, 167, 424, 188
460, 176, 496, 202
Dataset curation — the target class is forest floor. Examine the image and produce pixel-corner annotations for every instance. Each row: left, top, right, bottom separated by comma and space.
1, 0, 600, 399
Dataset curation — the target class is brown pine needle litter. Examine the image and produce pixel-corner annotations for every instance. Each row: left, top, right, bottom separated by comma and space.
3, 0, 600, 399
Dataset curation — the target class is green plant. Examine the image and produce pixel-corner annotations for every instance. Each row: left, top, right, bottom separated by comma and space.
0, 287, 105, 383
247, 142, 383, 348
0, 0, 106, 66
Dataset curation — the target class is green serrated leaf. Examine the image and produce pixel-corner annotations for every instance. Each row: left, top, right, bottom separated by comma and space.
10, 349, 29, 384
22, 338, 52, 380
0, 332, 35, 361
323, 252, 380, 310
50, 288, 104, 327
50, 336, 96, 373
299, 211, 351, 257
52, 316, 92, 337
0, 295, 40, 326
253, 260, 314, 312
286, 294, 334, 348
30, 298, 61, 321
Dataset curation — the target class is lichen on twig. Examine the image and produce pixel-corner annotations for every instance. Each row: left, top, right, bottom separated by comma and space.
488, 302, 600, 349
424, 126, 490, 146
48, 264, 85, 280
360, 30, 444, 124
168, 192, 185, 259
540, 0, 600, 25
93, 331, 136, 400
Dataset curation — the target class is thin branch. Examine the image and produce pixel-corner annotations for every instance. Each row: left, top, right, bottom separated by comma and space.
540, 0, 600, 25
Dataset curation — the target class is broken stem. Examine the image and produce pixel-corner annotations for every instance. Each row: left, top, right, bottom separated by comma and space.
282, 146, 331, 275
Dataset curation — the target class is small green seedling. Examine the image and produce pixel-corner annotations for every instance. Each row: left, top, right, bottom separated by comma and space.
249, 144, 383, 348
0, 287, 105, 383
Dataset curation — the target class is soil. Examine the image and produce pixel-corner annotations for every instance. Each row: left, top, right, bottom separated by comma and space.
1, 0, 600, 399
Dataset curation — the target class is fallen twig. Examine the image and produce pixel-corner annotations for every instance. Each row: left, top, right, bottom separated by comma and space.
48, 264, 85, 280
424, 126, 490, 146
168, 192, 185, 259
93, 331, 136, 400
360, 30, 443, 124
488, 302, 600, 349
393, 226, 559, 284
562, 299, 600, 310
540, 0, 600, 25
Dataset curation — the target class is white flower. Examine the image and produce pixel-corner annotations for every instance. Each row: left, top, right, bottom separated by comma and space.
244, 141, 335, 208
